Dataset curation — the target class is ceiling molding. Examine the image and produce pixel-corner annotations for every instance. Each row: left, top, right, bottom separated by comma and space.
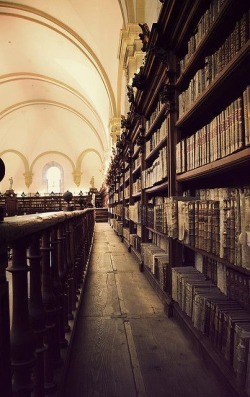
0, 100, 106, 151
30, 151, 75, 173
0, 149, 30, 173
76, 149, 103, 171
0, 73, 106, 134
0, 3, 118, 117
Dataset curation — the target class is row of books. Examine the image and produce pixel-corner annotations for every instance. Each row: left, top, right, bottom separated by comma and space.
177, 188, 250, 269
195, 251, 249, 312
145, 121, 167, 158
110, 219, 123, 236
142, 146, 168, 188
123, 227, 130, 243
176, 89, 249, 173
156, 256, 171, 293
179, 13, 249, 119
113, 193, 119, 202
184, 186, 250, 201
139, 187, 249, 269
132, 177, 141, 195
133, 155, 141, 171
130, 234, 141, 254
124, 185, 130, 199
179, 7, 249, 75
172, 266, 250, 395
141, 196, 178, 239
143, 203, 168, 234
179, 0, 226, 73
141, 242, 169, 275
124, 205, 129, 220
145, 100, 165, 131
113, 203, 123, 216
129, 202, 141, 224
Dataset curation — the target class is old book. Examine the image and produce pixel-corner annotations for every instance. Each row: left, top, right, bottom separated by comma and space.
243, 86, 250, 146
239, 192, 250, 269
233, 322, 250, 393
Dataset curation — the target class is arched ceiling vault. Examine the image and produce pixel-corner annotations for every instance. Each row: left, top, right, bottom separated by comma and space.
0, 0, 157, 192
0, 0, 126, 183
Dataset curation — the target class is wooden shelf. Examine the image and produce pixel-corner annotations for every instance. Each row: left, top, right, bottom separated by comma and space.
132, 191, 141, 199
173, 303, 248, 397
175, 0, 243, 88
132, 164, 141, 175
179, 241, 250, 276
144, 180, 168, 194
145, 135, 168, 163
176, 41, 250, 130
145, 226, 168, 238
145, 104, 168, 138
176, 147, 250, 182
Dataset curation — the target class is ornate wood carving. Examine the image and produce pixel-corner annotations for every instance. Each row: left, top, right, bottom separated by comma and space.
132, 66, 145, 91
139, 23, 150, 52
126, 84, 135, 104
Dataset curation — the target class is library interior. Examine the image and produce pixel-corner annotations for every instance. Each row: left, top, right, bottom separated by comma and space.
0, 1, 250, 396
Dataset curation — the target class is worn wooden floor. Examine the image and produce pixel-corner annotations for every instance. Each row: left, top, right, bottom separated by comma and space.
61, 223, 238, 397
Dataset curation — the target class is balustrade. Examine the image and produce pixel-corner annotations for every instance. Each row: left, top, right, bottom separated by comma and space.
0, 209, 95, 397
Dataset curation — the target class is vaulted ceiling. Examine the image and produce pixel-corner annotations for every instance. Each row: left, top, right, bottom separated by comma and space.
0, 0, 160, 193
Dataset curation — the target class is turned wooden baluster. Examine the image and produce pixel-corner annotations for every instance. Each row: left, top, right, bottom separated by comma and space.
50, 226, 64, 367
0, 247, 12, 397
82, 216, 88, 273
69, 218, 79, 311
8, 238, 36, 397
85, 212, 93, 264
57, 224, 69, 344
40, 229, 57, 394
74, 218, 84, 295
61, 223, 71, 333
65, 220, 74, 320
28, 234, 46, 397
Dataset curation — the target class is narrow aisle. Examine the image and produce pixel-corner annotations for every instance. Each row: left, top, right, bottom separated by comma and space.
62, 223, 237, 397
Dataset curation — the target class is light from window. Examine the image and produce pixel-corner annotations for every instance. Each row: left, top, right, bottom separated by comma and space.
47, 166, 61, 193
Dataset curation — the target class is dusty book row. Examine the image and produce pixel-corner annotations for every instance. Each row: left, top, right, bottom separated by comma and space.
172, 266, 250, 396
177, 87, 250, 174
178, 10, 249, 116
179, 0, 242, 74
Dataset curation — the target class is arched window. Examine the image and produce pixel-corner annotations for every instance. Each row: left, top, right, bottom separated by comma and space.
47, 166, 61, 193
42, 162, 64, 193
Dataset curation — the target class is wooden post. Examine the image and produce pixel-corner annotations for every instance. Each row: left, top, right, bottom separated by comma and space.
28, 235, 46, 397
50, 227, 63, 368
41, 230, 57, 394
65, 221, 74, 320
8, 238, 36, 397
0, 247, 12, 397
61, 223, 71, 333
57, 224, 69, 346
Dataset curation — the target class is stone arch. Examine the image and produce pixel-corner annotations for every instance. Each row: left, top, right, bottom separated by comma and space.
30, 151, 75, 174
0, 149, 32, 187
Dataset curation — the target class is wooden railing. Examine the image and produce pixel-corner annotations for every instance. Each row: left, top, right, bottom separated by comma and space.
0, 209, 95, 397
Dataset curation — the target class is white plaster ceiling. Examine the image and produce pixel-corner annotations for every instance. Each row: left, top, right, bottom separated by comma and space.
0, 0, 124, 190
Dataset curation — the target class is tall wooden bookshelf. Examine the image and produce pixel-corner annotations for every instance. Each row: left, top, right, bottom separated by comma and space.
107, 1, 250, 396
0, 192, 105, 217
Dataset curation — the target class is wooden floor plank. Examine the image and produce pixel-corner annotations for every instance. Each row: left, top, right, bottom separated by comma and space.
63, 318, 136, 397
80, 271, 121, 318
129, 316, 234, 397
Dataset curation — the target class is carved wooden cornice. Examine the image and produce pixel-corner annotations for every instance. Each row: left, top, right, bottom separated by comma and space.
132, 66, 146, 91
127, 84, 135, 104
138, 23, 151, 52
